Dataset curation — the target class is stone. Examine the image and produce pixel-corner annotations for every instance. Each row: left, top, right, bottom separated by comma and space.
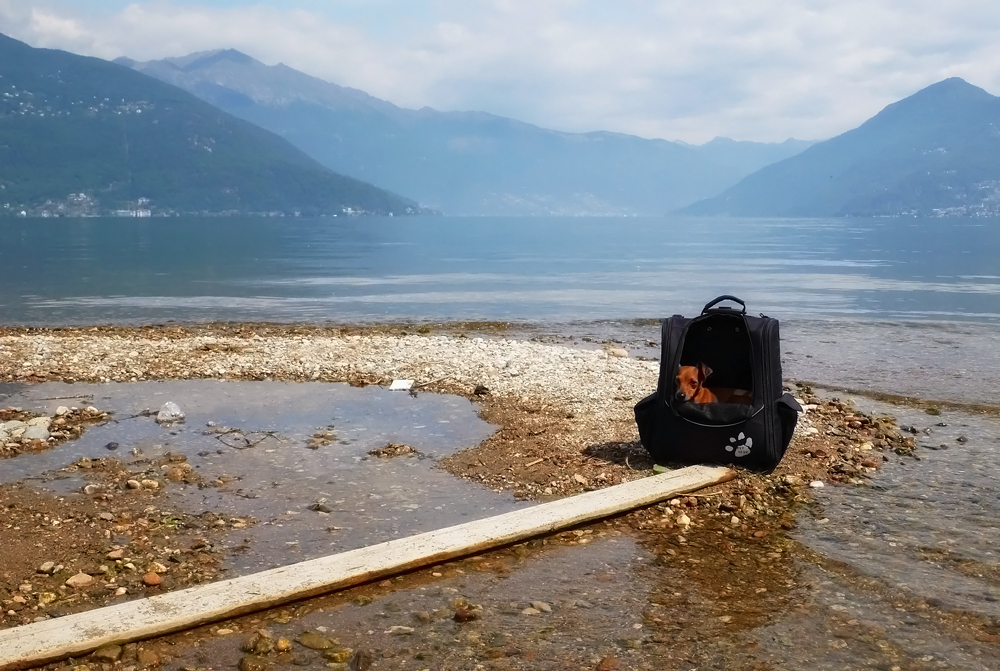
155, 402, 185, 424
26, 416, 52, 428
596, 657, 621, 671
115, 587, 128, 596
99, 512, 115, 521
136, 649, 160, 667
106, 442, 119, 451
38, 561, 57, 574
323, 649, 352, 663
140, 479, 159, 490
607, 348, 628, 358
957, 435, 968, 443
143, 572, 162, 586
22, 425, 50, 441
107, 549, 126, 560
83, 484, 102, 495
92, 644, 124, 662
730, 516, 741, 526
243, 631, 273, 655
530, 601, 552, 613
782, 475, 802, 486
65, 572, 95, 588
39, 592, 58, 605
573, 473, 588, 485
275, 638, 293, 653
809, 480, 825, 488
238, 656, 270, 671
521, 607, 540, 615
385, 626, 414, 635
676, 513, 691, 527
55, 406, 70, 416
296, 631, 334, 650
126, 480, 142, 489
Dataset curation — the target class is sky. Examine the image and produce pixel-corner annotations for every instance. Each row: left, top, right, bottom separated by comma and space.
2, 0, 1000, 143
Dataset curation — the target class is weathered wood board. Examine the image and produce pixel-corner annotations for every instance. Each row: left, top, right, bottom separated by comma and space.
0, 465, 733, 670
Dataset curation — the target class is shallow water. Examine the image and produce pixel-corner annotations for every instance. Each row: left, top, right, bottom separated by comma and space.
0, 380, 519, 574
3, 377, 1000, 667
163, 535, 661, 671
797, 393, 1000, 619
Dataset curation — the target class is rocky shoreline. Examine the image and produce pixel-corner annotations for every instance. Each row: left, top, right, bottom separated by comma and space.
0, 325, 936, 669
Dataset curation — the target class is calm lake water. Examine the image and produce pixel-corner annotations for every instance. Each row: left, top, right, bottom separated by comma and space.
2, 215, 999, 403
1, 215, 998, 325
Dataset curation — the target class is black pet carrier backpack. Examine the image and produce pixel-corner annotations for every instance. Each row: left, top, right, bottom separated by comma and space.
634, 295, 801, 472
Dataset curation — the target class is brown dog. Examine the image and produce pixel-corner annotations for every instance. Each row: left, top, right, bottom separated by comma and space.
676, 363, 718, 403
676, 364, 753, 404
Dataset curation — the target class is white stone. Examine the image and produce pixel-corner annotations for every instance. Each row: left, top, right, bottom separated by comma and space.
22, 426, 50, 441
156, 402, 185, 424
809, 480, 825, 488
55, 406, 70, 416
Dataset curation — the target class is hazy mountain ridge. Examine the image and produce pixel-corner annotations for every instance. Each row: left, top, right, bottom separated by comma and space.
684, 78, 1000, 217
127, 49, 813, 215
0, 34, 421, 217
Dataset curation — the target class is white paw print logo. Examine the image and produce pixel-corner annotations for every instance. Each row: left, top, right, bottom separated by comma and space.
727, 432, 752, 457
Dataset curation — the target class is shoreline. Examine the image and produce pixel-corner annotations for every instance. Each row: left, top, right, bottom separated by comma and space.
0, 323, 975, 668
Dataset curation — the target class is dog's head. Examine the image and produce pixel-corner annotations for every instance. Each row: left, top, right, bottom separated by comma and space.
676, 363, 712, 401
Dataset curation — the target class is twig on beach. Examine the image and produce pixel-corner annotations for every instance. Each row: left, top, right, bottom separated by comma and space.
413, 376, 452, 389
214, 429, 284, 450
524, 457, 546, 468
26, 394, 95, 402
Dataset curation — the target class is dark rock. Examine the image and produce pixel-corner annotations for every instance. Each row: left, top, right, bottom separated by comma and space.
238, 656, 270, 671
136, 649, 160, 667
105, 442, 119, 451
348, 650, 374, 671
957, 435, 968, 443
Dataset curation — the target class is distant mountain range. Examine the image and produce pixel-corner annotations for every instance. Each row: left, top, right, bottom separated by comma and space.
123, 49, 813, 215
0, 34, 421, 217
684, 78, 1000, 217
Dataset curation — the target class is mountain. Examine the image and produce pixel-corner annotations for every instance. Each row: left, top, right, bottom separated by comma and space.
0, 34, 421, 217
126, 50, 812, 215
683, 78, 1000, 217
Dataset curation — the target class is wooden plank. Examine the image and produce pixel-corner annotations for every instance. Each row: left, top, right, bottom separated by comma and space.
0, 465, 732, 670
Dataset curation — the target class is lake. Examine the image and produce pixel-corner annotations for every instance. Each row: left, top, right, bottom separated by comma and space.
2, 215, 999, 404
1, 215, 998, 325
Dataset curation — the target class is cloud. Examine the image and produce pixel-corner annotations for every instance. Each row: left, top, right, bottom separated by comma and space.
3, 0, 1000, 142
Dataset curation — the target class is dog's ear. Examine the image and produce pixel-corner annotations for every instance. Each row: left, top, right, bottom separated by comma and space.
697, 363, 713, 381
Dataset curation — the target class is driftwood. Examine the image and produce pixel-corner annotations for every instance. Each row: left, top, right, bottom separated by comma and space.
0, 464, 733, 670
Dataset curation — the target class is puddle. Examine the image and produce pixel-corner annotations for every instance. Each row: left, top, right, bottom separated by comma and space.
1, 381, 523, 574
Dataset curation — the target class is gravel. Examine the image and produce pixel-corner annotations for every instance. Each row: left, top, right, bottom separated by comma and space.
0, 332, 660, 429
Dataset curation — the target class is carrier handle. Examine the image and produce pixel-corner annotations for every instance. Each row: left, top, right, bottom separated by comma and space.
702, 295, 746, 314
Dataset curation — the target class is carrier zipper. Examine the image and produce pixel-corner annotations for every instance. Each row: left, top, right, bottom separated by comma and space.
761, 318, 780, 460
658, 318, 674, 408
